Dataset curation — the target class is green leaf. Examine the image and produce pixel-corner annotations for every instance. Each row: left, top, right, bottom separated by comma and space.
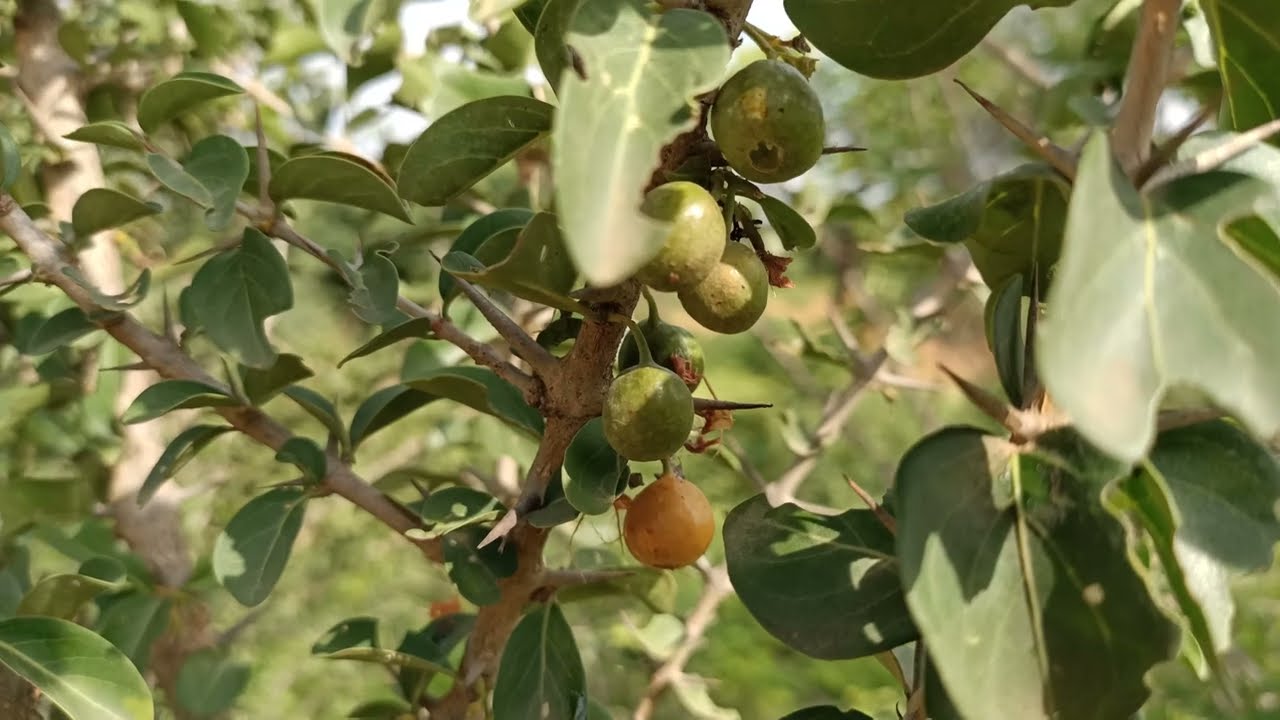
443, 526, 519, 606
243, 145, 288, 193
492, 602, 586, 720
96, 592, 171, 670
147, 153, 214, 207
1121, 421, 1280, 656
514, 0, 550, 33
403, 365, 543, 437
398, 96, 554, 206
311, 0, 386, 64
71, 188, 162, 236
137, 71, 245, 134
983, 273, 1025, 407
895, 427, 1177, 720
319, 647, 457, 679
185, 135, 251, 230
339, 318, 437, 367
121, 380, 237, 424
345, 698, 414, 719
778, 707, 875, 720
552, 0, 730, 286
439, 208, 535, 310
312, 616, 380, 654
64, 121, 147, 152
525, 471, 580, 528
415, 487, 503, 539
471, 0, 525, 23
284, 386, 351, 458
346, 251, 401, 325
0, 615, 153, 720
1040, 133, 1280, 462
62, 267, 152, 311
24, 307, 98, 356
756, 196, 816, 251
0, 123, 20, 190
239, 353, 314, 405
276, 437, 327, 481
188, 228, 294, 369
270, 153, 411, 222
391, 615, 475, 698
1203, 0, 1280, 142
784, 0, 1075, 80
441, 211, 577, 310
15, 574, 118, 620
213, 488, 310, 607
724, 494, 916, 659
349, 385, 436, 450
138, 425, 234, 506
555, 566, 677, 614
905, 163, 1067, 292
562, 418, 624, 515
533, 0, 582, 95
174, 648, 250, 717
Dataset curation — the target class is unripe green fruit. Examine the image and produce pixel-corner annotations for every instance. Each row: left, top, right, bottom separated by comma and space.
710, 59, 825, 184
618, 321, 705, 392
603, 365, 694, 462
678, 241, 768, 334
635, 182, 726, 292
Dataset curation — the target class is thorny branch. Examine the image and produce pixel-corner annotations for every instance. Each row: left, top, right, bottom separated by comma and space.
0, 195, 443, 564
1111, 0, 1181, 175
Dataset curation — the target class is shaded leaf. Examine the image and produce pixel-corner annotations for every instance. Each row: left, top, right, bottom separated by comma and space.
443, 526, 519, 606
555, 566, 677, 614
138, 425, 234, 506
348, 251, 401, 325
24, 307, 98, 356
138, 71, 244, 133
895, 427, 1177, 720
905, 163, 1067, 292
276, 437, 327, 481
1040, 133, 1280, 462
319, 647, 456, 679
784, 0, 1075, 80
533, 0, 582, 95
403, 365, 543, 436
147, 153, 215, 207
439, 208, 534, 310
562, 418, 624, 515
757, 196, 816, 251
96, 592, 171, 670
15, 573, 118, 620
493, 602, 586, 720
213, 488, 309, 607
0, 615, 153, 720
312, 616, 380, 654
345, 698, 414, 719
121, 380, 237, 424
778, 707, 874, 720
983, 273, 1025, 407
399, 96, 554, 206
415, 487, 503, 539
1203, 0, 1280, 143
339, 318, 437, 367
63, 121, 146, 152
552, 0, 730, 286
283, 386, 351, 459
526, 470, 580, 528
442, 211, 577, 310
187, 228, 294, 369
270, 153, 410, 222
1, 123, 20, 190
184, 135, 251, 230
239, 353, 314, 405
174, 648, 250, 717
724, 494, 916, 659
349, 385, 436, 450
71, 188, 162, 236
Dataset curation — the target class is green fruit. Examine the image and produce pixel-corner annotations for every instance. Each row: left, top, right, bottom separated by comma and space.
603, 365, 694, 462
710, 59, 825, 184
618, 320, 706, 392
678, 241, 768, 334
635, 182, 726, 292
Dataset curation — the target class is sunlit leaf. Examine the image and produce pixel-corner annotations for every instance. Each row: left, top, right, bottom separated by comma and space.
138, 71, 244, 133
187, 228, 294, 369
63, 121, 146, 152
121, 380, 237, 424
213, 488, 310, 607
71, 189, 162, 237
492, 603, 586, 719
270, 153, 411, 222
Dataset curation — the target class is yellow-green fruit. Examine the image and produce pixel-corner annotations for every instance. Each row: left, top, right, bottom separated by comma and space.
710, 59, 825, 184
603, 366, 694, 462
678, 241, 768, 334
635, 182, 726, 292
623, 473, 715, 569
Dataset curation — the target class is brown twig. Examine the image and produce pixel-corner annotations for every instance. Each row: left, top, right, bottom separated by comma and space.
953, 79, 1077, 180
1110, 0, 1181, 176
1133, 99, 1218, 187
846, 476, 897, 534
0, 196, 443, 564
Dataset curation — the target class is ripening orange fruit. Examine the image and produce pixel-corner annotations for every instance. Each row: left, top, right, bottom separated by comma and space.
622, 473, 714, 569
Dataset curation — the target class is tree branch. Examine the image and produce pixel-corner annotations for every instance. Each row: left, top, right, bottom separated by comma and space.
1111, 0, 1181, 176
0, 195, 443, 564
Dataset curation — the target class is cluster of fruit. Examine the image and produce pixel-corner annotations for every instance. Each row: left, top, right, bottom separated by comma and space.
602, 59, 824, 569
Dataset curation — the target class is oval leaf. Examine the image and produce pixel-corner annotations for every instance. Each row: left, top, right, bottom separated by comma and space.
121, 379, 237, 424
552, 0, 730, 286
403, 365, 544, 437
724, 493, 916, 659
184, 135, 251, 230
213, 488, 310, 607
443, 211, 578, 310
784, 0, 1075, 80
533, 0, 582, 94
1204, 0, 1280, 143
276, 436, 327, 481
492, 602, 586, 720
416, 487, 503, 539
270, 154, 411, 222
174, 648, 250, 717
239, 353, 314, 405
138, 71, 244, 133
96, 592, 171, 670
63, 121, 145, 152
562, 418, 624, 515
71, 188, 162, 237
312, 616, 380, 655
24, 307, 98, 356
339, 318, 437, 367
757, 195, 817, 251
443, 526, 519, 606
399, 96, 554, 206
283, 386, 351, 459
439, 208, 535, 309
187, 228, 294, 369
15, 573, 119, 620
983, 273, 1025, 408
138, 425, 234, 506
349, 385, 437, 450
147, 153, 214, 207
0, 615, 153, 720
